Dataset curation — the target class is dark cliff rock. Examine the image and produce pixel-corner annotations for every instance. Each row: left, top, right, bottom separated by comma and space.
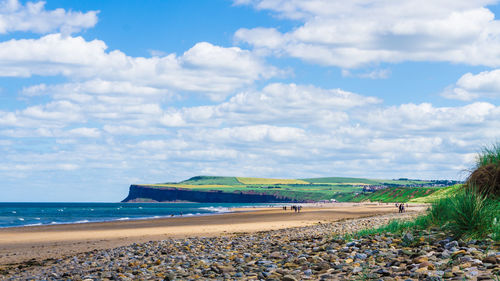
122, 185, 305, 203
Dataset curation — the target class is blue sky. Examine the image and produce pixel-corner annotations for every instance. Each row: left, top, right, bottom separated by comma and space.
1, 0, 500, 202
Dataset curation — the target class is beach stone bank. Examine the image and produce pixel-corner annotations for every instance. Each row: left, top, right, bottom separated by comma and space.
2, 212, 499, 280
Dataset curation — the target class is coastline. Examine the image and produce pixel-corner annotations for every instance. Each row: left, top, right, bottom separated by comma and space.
0, 203, 426, 266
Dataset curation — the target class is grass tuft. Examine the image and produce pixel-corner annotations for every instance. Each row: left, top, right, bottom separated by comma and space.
445, 187, 500, 239
466, 142, 500, 197
477, 142, 500, 168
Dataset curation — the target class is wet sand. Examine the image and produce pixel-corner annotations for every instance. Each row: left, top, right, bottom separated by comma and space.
0, 203, 425, 266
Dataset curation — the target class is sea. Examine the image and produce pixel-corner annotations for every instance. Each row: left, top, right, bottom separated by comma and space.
0, 202, 277, 228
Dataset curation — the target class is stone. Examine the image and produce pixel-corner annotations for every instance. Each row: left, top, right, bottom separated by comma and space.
282, 274, 298, 281
413, 256, 428, 263
352, 266, 363, 274
415, 267, 428, 273
452, 250, 467, 257
403, 232, 414, 242
445, 241, 459, 249
483, 256, 498, 264
419, 261, 435, 270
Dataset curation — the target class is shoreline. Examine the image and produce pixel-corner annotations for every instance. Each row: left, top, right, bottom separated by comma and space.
0, 202, 410, 230
0, 203, 426, 266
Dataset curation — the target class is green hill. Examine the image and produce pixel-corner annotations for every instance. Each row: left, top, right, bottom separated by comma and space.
334, 187, 439, 203
302, 177, 379, 184
126, 175, 459, 203
408, 184, 462, 203
180, 176, 242, 185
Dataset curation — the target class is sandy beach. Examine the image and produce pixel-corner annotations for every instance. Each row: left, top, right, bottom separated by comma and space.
0, 203, 424, 266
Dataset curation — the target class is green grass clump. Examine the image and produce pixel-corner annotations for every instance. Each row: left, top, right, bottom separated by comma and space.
350, 215, 431, 238
476, 143, 500, 168
445, 188, 499, 239
351, 188, 499, 241
466, 143, 500, 197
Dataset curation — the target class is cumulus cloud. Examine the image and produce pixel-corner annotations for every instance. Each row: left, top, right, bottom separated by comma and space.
235, 0, 500, 68
0, 0, 98, 34
0, 34, 278, 99
3, 80, 500, 198
443, 69, 500, 100
161, 83, 381, 127
341, 68, 391, 79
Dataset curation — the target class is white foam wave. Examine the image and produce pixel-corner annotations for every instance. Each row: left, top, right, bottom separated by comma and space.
18, 218, 24, 221
116, 217, 130, 221
199, 206, 231, 213
75, 220, 90, 224
25, 223, 42, 226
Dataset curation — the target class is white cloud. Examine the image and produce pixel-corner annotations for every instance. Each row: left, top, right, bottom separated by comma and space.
164, 83, 381, 127
443, 69, 500, 100
67, 127, 100, 138
3, 81, 500, 197
235, 0, 500, 68
0, 0, 98, 34
195, 125, 306, 143
0, 34, 278, 98
341, 68, 390, 79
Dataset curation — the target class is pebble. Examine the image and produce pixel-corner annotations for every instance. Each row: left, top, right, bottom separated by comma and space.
2, 212, 498, 281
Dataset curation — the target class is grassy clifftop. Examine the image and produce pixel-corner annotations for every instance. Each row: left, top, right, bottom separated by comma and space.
127, 175, 459, 203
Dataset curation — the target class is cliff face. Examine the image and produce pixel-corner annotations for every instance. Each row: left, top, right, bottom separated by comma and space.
122, 185, 304, 203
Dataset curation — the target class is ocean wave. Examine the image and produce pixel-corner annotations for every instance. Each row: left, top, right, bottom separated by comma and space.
18, 218, 24, 221
116, 217, 130, 221
75, 220, 90, 224
25, 223, 42, 226
198, 206, 231, 213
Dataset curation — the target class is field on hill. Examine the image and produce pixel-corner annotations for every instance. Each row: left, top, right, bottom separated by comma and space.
180, 176, 242, 185
236, 177, 309, 185
408, 184, 462, 203
134, 176, 459, 203
338, 187, 440, 203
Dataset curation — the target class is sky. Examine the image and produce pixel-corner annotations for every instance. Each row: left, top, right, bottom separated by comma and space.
1, 0, 500, 202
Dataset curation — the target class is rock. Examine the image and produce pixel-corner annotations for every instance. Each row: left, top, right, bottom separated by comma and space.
452, 250, 467, 257
282, 274, 298, 281
403, 232, 414, 242
355, 253, 367, 260
419, 261, 435, 270
413, 256, 428, 263
483, 256, 498, 264
270, 251, 283, 259
415, 267, 428, 273
375, 268, 391, 276
445, 241, 459, 249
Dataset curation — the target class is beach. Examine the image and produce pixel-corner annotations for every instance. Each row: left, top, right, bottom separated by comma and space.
2, 203, 498, 280
0, 203, 419, 267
